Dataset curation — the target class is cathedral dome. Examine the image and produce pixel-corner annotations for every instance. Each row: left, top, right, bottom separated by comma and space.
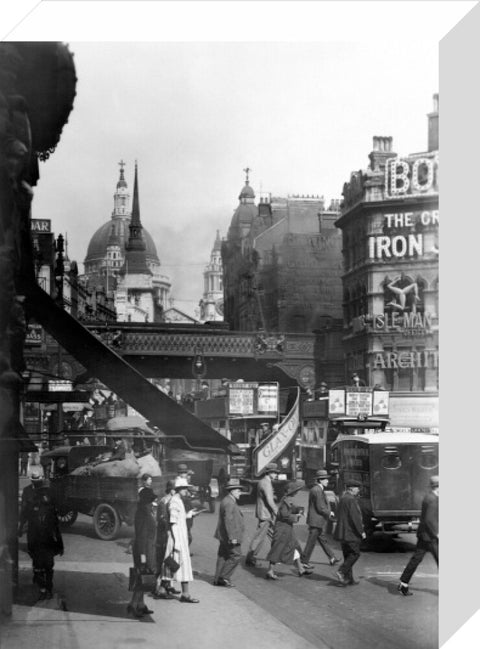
238, 181, 255, 200
84, 162, 160, 269
84, 218, 160, 265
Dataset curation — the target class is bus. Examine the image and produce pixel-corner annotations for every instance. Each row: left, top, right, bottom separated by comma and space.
330, 430, 439, 534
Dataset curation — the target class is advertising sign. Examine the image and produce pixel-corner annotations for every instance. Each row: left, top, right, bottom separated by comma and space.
257, 384, 279, 414
346, 391, 373, 417
228, 383, 256, 416
48, 380, 73, 392
25, 324, 42, 346
300, 419, 327, 447
227, 382, 279, 417
31, 219, 51, 233
373, 391, 389, 416
254, 389, 300, 476
328, 389, 346, 415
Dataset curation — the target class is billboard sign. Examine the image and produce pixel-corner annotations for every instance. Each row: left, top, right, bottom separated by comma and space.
227, 382, 279, 417
345, 391, 373, 417
328, 388, 389, 419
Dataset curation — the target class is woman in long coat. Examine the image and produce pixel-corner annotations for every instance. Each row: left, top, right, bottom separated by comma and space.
265, 480, 310, 580
128, 485, 157, 617
161, 477, 199, 603
152, 480, 180, 599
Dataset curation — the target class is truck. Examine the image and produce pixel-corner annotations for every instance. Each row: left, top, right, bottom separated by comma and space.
326, 386, 439, 534
42, 429, 220, 540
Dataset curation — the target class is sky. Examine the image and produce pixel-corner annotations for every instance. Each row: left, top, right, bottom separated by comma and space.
5, 1, 475, 315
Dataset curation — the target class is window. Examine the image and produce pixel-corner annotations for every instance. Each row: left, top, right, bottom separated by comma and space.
418, 446, 438, 470
381, 447, 401, 469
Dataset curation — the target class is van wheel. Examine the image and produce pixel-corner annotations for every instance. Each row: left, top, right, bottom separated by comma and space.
93, 503, 121, 540
58, 509, 78, 528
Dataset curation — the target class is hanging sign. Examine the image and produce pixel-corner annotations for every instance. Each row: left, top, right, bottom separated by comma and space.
254, 389, 299, 476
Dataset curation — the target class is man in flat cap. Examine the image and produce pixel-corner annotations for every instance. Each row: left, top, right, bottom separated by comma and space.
245, 462, 279, 567
213, 479, 245, 587
300, 469, 339, 571
398, 475, 439, 596
333, 479, 366, 585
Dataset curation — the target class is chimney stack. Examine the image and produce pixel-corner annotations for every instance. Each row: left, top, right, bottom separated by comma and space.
428, 93, 439, 152
368, 136, 396, 171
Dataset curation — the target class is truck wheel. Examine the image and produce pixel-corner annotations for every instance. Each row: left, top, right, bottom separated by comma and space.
58, 509, 78, 528
208, 498, 216, 514
93, 503, 121, 541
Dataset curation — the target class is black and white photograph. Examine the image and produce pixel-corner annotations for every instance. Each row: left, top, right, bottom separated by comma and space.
0, 1, 478, 648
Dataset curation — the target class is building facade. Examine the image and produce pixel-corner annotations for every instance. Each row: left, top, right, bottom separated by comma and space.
221, 171, 345, 389
335, 95, 439, 431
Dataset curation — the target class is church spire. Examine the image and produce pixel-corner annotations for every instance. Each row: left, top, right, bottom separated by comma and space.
120, 161, 151, 275
130, 161, 142, 230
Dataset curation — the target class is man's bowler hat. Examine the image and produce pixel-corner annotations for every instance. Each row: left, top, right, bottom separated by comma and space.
315, 469, 330, 480
225, 478, 245, 492
264, 463, 279, 474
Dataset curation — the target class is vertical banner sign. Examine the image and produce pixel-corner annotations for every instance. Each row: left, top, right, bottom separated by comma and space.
253, 388, 300, 477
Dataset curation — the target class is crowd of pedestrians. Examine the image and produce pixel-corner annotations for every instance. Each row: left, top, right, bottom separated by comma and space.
17, 458, 438, 611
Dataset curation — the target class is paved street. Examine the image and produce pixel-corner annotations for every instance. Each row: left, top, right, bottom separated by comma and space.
9, 488, 438, 649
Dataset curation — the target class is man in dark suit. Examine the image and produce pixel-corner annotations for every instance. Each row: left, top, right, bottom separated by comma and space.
301, 469, 339, 570
334, 479, 366, 585
213, 479, 245, 587
18, 470, 64, 600
398, 475, 439, 596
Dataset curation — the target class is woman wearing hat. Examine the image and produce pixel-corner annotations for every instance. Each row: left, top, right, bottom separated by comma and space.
152, 480, 180, 599
265, 480, 309, 580
160, 477, 199, 603
128, 484, 157, 617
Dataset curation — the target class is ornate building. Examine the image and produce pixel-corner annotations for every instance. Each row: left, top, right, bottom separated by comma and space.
82, 161, 171, 322
222, 169, 345, 389
223, 171, 344, 333
199, 230, 224, 322
336, 94, 439, 432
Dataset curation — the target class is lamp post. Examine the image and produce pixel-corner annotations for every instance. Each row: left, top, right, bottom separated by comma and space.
54, 234, 65, 435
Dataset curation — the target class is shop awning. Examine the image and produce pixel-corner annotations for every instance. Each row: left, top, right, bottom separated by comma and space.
26, 283, 239, 455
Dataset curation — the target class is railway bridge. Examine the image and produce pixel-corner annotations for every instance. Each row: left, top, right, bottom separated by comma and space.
86, 322, 316, 388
